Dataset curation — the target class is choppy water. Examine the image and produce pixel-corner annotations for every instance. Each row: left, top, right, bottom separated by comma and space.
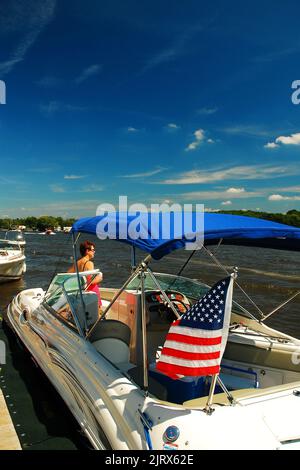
0, 232, 299, 337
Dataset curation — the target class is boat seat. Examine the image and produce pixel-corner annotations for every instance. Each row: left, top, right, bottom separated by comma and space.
69, 291, 99, 329
89, 320, 131, 364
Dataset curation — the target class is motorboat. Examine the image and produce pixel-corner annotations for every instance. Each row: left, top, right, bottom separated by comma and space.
0, 230, 26, 284
42, 229, 56, 235
4, 212, 300, 450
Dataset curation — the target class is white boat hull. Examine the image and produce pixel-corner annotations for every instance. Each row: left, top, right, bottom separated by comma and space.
5, 287, 300, 450
0, 253, 26, 283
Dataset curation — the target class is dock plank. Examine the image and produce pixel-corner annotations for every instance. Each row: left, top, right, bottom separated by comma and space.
0, 388, 21, 450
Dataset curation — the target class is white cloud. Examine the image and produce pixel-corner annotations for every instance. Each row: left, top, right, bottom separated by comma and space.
275, 132, 300, 145
167, 123, 181, 130
265, 131, 300, 149
264, 142, 279, 149
185, 128, 205, 152
0, 1, 56, 76
268, 194, 300, 201
226, 187, 245, 194
221, 200, 232, 205
207, 138, 215, 144
127, 127, 138, 132
75, 64, 102, 84
64, 175, 86, 180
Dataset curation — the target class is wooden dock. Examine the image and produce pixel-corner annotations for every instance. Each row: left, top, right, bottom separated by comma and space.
0, 388, 22, 450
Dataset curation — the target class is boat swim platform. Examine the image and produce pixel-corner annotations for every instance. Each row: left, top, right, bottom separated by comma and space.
0, 388, 21, 450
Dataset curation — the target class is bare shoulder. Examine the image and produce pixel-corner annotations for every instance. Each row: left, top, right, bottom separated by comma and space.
84, 260, 94, 271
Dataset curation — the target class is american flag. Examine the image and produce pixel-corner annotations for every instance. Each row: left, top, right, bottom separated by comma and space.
156, 275, 234, 378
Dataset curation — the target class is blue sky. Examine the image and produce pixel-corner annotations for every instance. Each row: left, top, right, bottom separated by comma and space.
0, 0, 300, 218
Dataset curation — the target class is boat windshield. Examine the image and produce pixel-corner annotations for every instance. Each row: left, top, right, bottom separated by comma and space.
45, 273, 86, 308
126, 272, 253, 319
0, 240, 19, 251
44, 271, 100, 333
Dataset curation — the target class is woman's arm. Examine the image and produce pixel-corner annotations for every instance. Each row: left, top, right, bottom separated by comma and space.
84, 261, 103, 284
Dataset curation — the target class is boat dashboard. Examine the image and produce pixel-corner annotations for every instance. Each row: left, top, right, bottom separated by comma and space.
144, 289, 191, 324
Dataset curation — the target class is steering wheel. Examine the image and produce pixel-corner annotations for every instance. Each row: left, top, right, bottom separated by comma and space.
157, 298, 190, 323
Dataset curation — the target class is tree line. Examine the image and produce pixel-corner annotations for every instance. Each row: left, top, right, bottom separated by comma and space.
0, 210, 299, 231
0, 216, 76, 231
218, 209, 300, 228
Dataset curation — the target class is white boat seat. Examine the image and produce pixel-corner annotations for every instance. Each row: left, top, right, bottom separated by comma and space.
69, 291, 99, 329
89, 320, 131, 364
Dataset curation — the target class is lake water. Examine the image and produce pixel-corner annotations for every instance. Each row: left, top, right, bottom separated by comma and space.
1, 232, 299, 337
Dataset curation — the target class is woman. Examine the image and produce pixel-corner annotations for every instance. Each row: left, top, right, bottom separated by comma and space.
68, 240, 103, 307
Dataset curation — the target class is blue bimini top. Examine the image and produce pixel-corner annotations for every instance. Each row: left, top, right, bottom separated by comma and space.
72, 212, 300, 260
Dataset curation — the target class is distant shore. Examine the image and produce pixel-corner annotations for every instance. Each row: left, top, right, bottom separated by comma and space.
0, 209, 299, 231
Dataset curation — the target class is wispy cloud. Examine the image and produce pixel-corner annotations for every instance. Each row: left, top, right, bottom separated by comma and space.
196, 107, 218, 115
50, 184, 65, 193
253, 45, 300, 63
0, 1, 56, 76
64, 175, 87, 180
50, 183, 103, 193
75, 64, 102, 85
221, 125, 274, 138
157, 165, 296, 185
141, 23, 204, 73
40, 101, 88, 116
121, 168, 166, 178
35, 76, 64, 88
79, 185, 104, 193
269, 194, 300, 201
181, 189, 262, 200
127, 127, 139, 133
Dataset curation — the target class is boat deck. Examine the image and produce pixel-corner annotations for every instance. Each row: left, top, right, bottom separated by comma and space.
0, 388, 21, 450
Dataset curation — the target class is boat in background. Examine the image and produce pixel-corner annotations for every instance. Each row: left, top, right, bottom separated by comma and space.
0, 230, 26, 284
41, 229, 56, 235
4, 213, 300, 449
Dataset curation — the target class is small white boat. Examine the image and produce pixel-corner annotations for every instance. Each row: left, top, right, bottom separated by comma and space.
0, 231, 26, 284
41, 229, 56, 235
4, 213, 300, 449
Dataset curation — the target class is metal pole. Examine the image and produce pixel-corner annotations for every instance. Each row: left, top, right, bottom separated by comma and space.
216, 376, 235, 405
87, 254, 153, 339
205, 374, 218, 414
131, 246, 136, 272
140, 269, 149, 394
86, 268, 141, 338
261, 291, 300, 322
72, 232, 88, 334
146, 269, 181, 319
